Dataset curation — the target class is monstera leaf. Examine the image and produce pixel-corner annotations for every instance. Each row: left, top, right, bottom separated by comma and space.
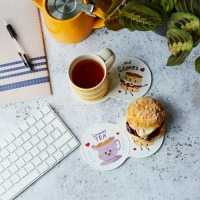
168, 12, 200, 46
166, 29, 193, 66
195, 56, 200, 74
159, 0, 179, 12
175, 0, 200, 19
95, 0, 113, 13
118, 2, 162, 31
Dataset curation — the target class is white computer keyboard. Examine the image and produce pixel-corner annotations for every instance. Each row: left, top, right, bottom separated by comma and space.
0, 105, 80, 200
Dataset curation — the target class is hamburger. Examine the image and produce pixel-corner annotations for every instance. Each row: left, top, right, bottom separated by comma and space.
126, 96, 166, 146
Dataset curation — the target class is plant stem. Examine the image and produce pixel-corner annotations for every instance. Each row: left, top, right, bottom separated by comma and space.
107, 0, 127, 19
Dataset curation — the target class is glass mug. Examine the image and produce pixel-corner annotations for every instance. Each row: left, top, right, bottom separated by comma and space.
68, 48, 115, 101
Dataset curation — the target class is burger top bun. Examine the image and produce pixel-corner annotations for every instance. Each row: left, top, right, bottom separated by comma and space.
126, 96, 166, 139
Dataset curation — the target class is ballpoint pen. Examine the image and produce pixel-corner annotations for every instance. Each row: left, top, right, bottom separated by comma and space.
4, 19, 33, 70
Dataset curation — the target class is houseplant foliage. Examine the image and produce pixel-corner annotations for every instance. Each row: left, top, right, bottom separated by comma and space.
95, 0, 200, 74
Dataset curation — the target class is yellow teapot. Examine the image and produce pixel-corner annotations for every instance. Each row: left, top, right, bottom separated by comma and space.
32, 0, 105, 44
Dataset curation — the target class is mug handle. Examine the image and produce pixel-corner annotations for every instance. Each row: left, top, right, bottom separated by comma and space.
115, 139, 121, 150
92, 7, 105, 29
97, 48, 115, 70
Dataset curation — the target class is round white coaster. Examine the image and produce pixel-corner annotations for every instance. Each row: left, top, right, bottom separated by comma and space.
117, 117, 164, 158
81, 123, 130, 171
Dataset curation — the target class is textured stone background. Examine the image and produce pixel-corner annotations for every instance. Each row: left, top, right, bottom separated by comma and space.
0, 12, 200, 200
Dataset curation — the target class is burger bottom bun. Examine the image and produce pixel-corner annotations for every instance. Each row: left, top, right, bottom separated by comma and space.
131, 123, 165, 146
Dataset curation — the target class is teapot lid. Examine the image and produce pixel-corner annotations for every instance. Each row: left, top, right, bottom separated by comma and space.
47, 0, 94, 20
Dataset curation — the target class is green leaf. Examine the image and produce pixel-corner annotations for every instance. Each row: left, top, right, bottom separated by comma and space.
195, 56, 200, 74
168, 12, 200, 46
166, 29, 193, 66
175, 0, 200, 19
118, 2, 162, 31
159, 0, 179, 12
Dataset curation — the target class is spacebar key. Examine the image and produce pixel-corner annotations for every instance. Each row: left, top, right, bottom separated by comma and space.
1, 170, 40, 200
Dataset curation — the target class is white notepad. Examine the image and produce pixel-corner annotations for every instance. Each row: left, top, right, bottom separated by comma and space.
0, 0, 52, 105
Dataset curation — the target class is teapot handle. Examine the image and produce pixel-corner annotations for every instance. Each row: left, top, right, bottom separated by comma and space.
92, 7, 105, 29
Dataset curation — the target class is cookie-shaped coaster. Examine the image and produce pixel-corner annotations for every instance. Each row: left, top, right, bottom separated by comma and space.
71, 57, 152, 104
81, 123, 130, 171
82, 118, 164, 170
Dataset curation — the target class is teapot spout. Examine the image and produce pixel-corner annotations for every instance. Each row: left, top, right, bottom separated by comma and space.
32, 0, 44, 11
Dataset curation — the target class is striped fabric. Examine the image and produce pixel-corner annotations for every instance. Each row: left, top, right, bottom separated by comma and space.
0, 0, 52, 105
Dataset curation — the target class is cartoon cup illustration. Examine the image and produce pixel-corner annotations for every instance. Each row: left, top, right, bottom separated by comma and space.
92, 137, 122, 166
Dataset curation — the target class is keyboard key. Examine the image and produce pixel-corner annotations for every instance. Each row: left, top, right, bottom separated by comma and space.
0, 165, 4, 173
35, 121, 45, 130
10, 174, 20, 184
3, 180, 13, 190
14, 138, 24, 147
34, 111, 43, 120
13, 128, 22, 137
22, 153, 33, 163
37, 141, 47, 151
53, 151, 63, 161
52, 129, 61, 140
44, 124, 54, 134
68, 139, 79, 149
1, 170, 40, 200
60, 144, 70, 153
0, 185, 6, 195
26, 117, 36, 126
46, 156, 56, 166
1, 159, 11, 168
38, 162, 49, 173
21, 132, 31, 141
30, 136, 40, 145
0, 149, 9, 159
15, 159, 25, 168
18, 168, 27, 178
41, 105, 51, 115
6, 134, 15, 143
46, 146, 56, 155
6, 143, 17, 153
32, 157, 42, 167
15, 147, 25, 157
30, 147, 40, 157
39, 151, 49, 161
54, 133, 72, 149
0, 139, 8, 149
23, 141, 33, 151
8, 164, 18, 174
52, 119, 67, 133
63, 148, 71, 156
43, 112, 56, 124
37, 130, 47, 140
1, 170, 11, 180
0, 176, 4, 184
24, 163, 34, 173
8, 153, 18, 162
28, 126, 38, 136
44, 136, 54, 145
20, 122, 29, 132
